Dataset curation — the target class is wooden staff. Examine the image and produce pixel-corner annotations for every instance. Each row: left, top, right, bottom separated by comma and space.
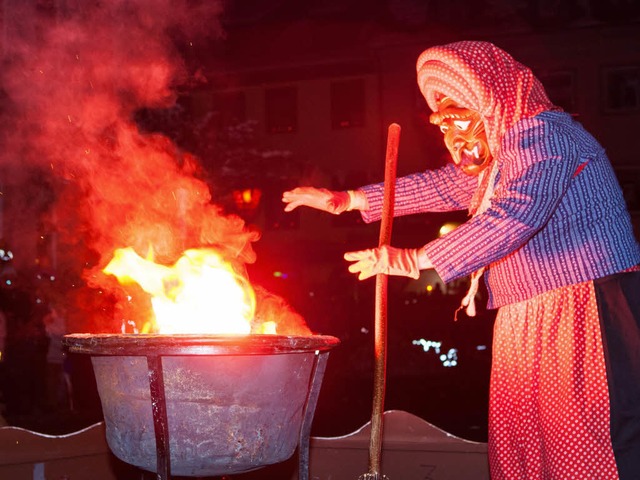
366, 123, 400, 479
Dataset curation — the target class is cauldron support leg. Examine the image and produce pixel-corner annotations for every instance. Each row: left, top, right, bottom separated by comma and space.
147, 355, 171, 480
298, 351, 330, 480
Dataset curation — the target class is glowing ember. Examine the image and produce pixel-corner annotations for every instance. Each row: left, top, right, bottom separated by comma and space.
104, 247, 262, 335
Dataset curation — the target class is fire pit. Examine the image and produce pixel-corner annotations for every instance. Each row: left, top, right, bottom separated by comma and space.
63, 333, 339, 479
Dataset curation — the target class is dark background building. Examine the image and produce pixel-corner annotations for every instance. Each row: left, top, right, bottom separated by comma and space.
0, 0, 639, 440
147, 0, 640, 440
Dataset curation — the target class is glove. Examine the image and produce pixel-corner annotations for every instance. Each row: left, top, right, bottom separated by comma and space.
344, 245, 432, 281
282, 187, 367, 214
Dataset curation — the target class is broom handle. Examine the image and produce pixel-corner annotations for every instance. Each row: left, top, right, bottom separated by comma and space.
368, 123, 400, 477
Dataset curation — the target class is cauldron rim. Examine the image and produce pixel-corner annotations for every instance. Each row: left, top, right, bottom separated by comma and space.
63, 333, 340, 356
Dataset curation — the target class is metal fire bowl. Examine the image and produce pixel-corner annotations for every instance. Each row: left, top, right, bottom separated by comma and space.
63, 334, 339, 477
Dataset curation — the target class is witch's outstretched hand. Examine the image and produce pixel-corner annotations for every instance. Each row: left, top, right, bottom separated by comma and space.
282, 187, 366, 214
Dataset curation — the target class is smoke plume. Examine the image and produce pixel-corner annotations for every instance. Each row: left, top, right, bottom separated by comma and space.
0, 0, 278, 333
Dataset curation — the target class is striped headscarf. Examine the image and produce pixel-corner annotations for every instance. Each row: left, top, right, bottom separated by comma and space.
417, 41, 558, 317
416, 41, 557, 156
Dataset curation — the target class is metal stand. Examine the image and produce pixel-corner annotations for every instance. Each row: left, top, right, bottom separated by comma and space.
147, 355, 171, 480
297, 351, 330, 480
146, 351, 330, 480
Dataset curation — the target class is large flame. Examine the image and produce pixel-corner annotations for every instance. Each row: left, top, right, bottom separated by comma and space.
103, 247, 275, 335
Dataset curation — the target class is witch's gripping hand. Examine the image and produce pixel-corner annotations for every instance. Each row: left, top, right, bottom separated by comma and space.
344, 245, 433, 281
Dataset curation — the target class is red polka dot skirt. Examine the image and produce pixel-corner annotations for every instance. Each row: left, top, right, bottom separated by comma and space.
489, 280, 619, 479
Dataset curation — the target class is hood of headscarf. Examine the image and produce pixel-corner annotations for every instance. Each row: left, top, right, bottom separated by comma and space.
416, 41, 557, 155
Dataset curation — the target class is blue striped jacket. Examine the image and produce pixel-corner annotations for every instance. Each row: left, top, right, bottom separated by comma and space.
360, 111, 640, 308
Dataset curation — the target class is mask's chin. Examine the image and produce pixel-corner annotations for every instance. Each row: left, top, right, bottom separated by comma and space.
459, 163, 486, 176
454, 142, 492, 176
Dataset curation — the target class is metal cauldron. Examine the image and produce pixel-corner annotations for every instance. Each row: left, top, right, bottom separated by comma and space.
63, 334, 339, 478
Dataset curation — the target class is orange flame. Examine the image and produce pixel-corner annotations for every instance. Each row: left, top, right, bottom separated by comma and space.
103, 247, 273, 335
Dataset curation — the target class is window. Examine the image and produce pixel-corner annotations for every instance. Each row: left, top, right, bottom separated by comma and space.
331, 79, 365, 129
265, 86, 297, 133
212, 91, 246, 127
602, 65, 640, 113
